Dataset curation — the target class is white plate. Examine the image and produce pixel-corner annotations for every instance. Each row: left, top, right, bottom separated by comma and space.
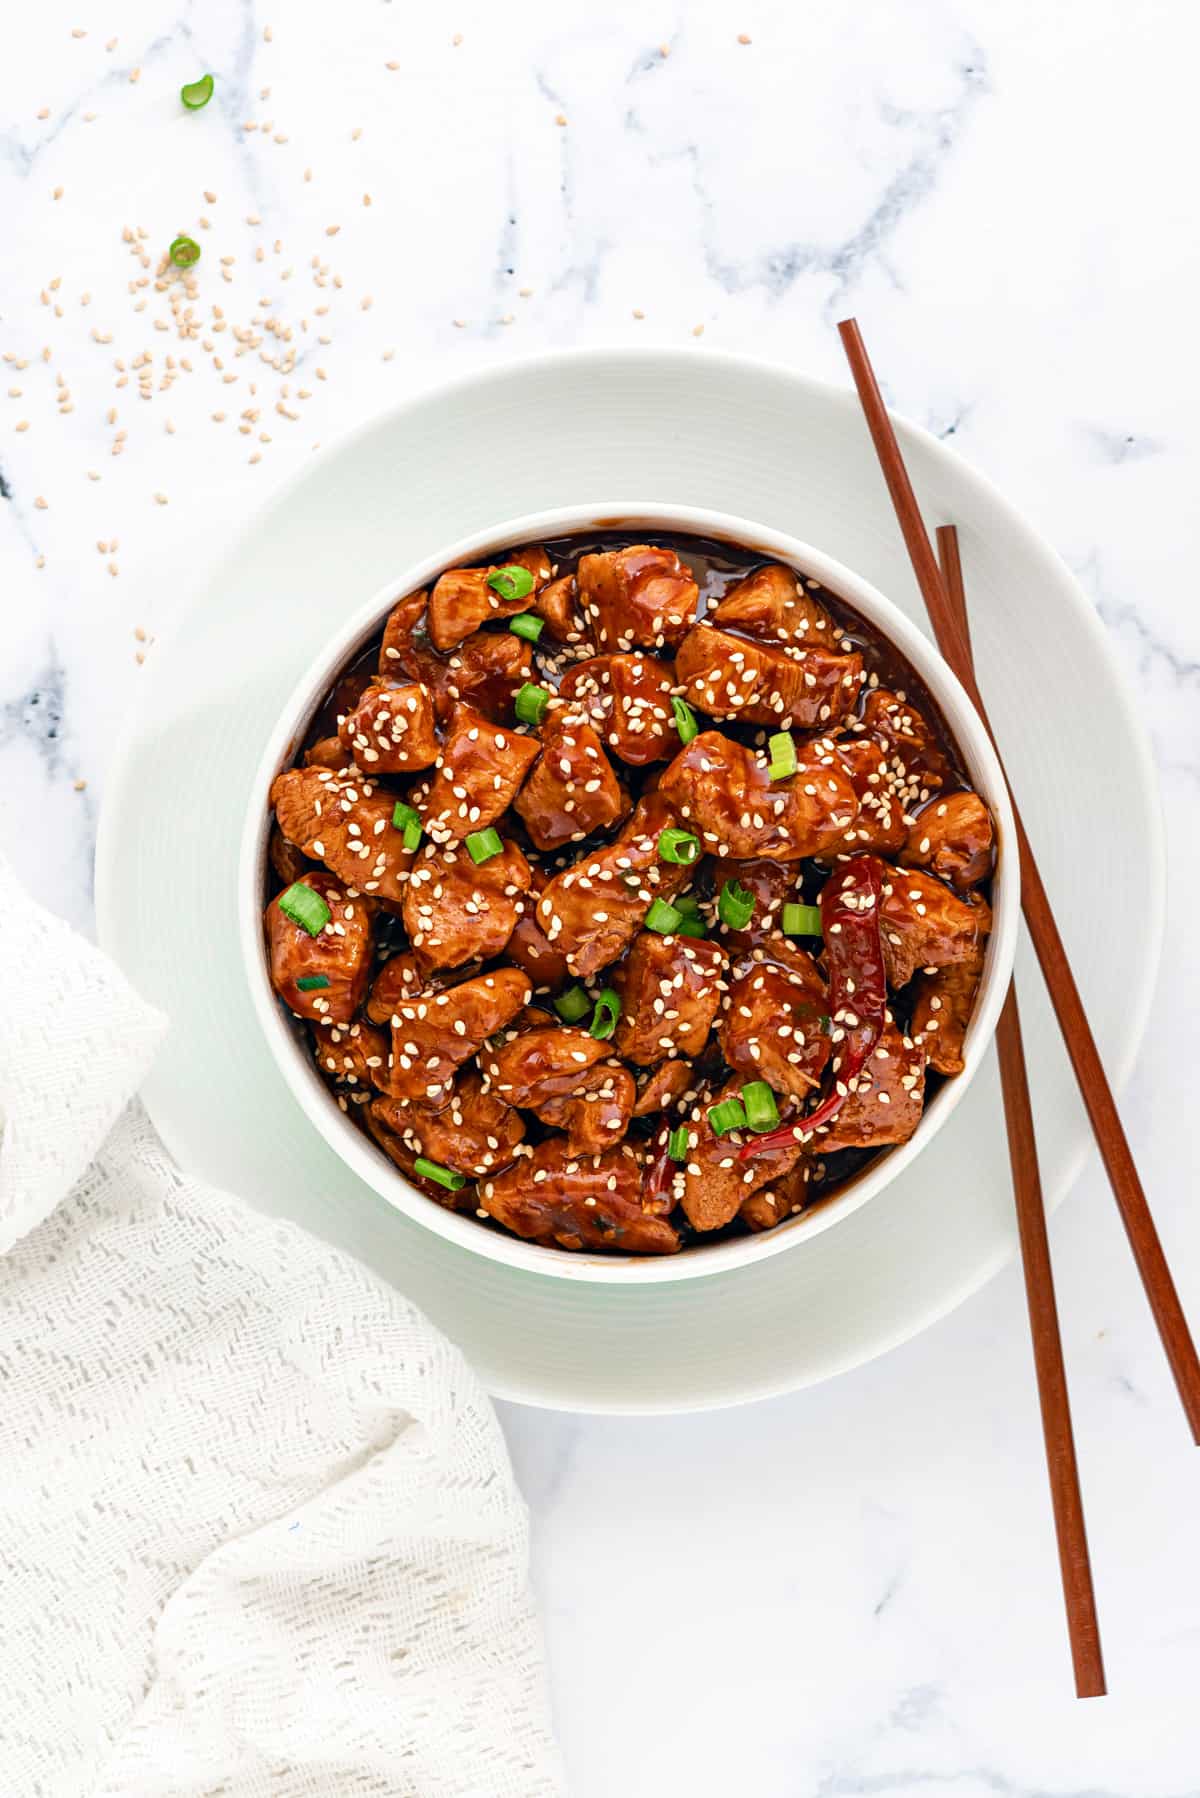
96, 348, 1164, 1413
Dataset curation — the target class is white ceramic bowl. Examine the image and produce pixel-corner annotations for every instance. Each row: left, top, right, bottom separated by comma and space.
239, 503, 1018, 1284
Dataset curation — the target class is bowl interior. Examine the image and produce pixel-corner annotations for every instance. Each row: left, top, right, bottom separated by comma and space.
240, 503, 1017, 1284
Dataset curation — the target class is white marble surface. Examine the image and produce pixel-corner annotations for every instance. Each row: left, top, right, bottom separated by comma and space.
4, 1, 1200, 1790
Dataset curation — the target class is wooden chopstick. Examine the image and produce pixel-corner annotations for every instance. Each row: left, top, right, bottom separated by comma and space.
938, 524, 1105, 1698
837, 317, 1200, 1445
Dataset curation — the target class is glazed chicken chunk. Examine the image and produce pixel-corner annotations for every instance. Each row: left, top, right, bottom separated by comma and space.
385, 966, 532, 1105
559, 653, 678, 765
536, 792, 692, 977
372, 1069, 525, 1178
611, 932, 728, 1066
265, 871, 374, 1026
669, 1077, 805, 1233
270, 766, 415, 904
403, 837, 532, 972
576, 545, 699, 651
675, 622, 863, 730
901, 790, 994, 891
514, 707, 630, 850
427, 546, 553, 651
710, 563, 842, 648
815, 1015, 926, 1152
659, 731, 859, 861
876, 862, 991, 988
482, 1026, 635, 1156
422, 702, 542, 841
718, 949, 831, 1101
481, 1139, 680, 1254
337, 681, 439, 773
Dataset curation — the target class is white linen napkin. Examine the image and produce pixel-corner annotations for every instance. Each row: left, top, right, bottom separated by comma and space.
0, 855, 565, 1798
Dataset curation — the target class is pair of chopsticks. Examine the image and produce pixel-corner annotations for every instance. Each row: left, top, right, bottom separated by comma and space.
837, 318, 1200, 1700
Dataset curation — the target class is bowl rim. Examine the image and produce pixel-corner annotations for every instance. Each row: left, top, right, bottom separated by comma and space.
238, 501, 1019, 1284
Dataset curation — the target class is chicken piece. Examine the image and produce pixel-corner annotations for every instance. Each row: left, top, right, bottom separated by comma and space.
740, 1163, 810, 1231
427, 546, 552, 651
482, 1026, 636, 1155
386, 966, 532, 1105
816, 1015, 926, 1151
713, 857, 797, 958
304, 735, 354, 772
514, 708, 629, 850
910, 942, 985, 1075
422, 702, 541, 841
632, 1059, 694, 1116
432, 631, 534, 724
719, 950, 831, 1101
363, 1104, 476, 1211
611, 932, 727, 1066
533, 571, 586, 643
365, 950, 427, 1024
378, 589, 425, 671
270, 766, 415, 904
711, 563, 840, 649
536, 792, 692, 977
658, 731, 859, 862
376, 590, 531, 722
830, 732, 911, 854
859, 688, 952, 797
337, 681, 439, 774
901, 791, 994, 892
876, 862, 991, 988
264, 871, 374, 1025
269, 826, 312, 887
503, 866, 572, 991
558, 653, 677, 765
480, 1140, 680, 1255
670, 1078, 804, 1233
311, 1016, 390, 1092
576, 544, 699, 651
372, 1069, 525, 1178
402, 836, 531, 972
675, 623, 863, 730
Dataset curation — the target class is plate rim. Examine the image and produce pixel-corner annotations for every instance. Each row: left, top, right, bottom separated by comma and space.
95, 346, 1167, 1412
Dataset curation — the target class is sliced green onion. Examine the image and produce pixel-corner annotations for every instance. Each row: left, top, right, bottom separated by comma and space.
673, 892, 702, 914
767, 730, 797, 781
589, 988, 621, 1041
708, 1097, 748, 1136
168, 234, 201, 269
658, 827, 700, 866
180, 73, 215, 110
554, 984, 591, 1023
278, 882, 331, 937
782, 901, 823, 937
414, 1156, 466, 1192
391, 800, 423, 852
675, 915, 708, 938
667, 1125, 689, 1161
742, 1081, 781, 1133
488, 564, 535, 602
644, 898, 684, 935
718, 879, 755, 930
515, 682, 550, 725
671, 695, 699, 744
466, 827, 503, 865
509, 611, 544, 643
295, 973, 330, 992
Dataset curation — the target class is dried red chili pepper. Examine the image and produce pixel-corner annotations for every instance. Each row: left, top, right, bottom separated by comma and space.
739, 855, 886, 1156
